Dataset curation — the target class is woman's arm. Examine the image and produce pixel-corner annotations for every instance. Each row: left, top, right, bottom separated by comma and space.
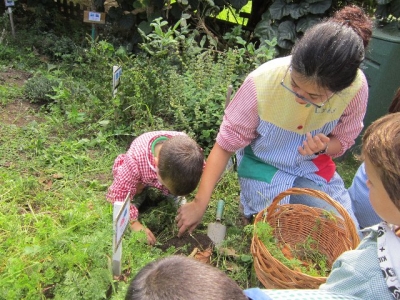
329, 73, 369, 158
176, 77, 260, 236
177, 143, 233, 236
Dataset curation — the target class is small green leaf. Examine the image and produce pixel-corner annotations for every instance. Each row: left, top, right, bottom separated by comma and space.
98, 120, 110, 126
24, 245, 41, 255
240, 254, 253, 262
138, 21, 152, 35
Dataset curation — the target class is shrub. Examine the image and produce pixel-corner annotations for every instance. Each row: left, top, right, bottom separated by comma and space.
24, 74, 60, 103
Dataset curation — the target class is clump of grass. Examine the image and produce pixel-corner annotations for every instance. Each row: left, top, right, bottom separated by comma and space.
255, 222, 329, 277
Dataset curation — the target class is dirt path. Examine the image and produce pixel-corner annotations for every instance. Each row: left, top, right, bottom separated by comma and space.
0, 68, 43, 126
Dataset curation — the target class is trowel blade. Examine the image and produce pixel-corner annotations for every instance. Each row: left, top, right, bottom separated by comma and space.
207, 222, 226, 247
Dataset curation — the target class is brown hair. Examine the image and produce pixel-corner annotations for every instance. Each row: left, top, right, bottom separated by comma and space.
362, 112, 400, 210
126, 255, 248, 300
158, 135, 204, 195
332, 5, 373, 49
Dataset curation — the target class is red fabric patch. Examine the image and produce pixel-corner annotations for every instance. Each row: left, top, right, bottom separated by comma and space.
312, 154, 336, 182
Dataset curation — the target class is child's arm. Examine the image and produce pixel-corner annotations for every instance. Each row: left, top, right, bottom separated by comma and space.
107, 153, 141, 201
131, 220, 156, 245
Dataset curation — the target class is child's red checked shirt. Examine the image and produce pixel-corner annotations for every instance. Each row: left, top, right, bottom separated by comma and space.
106, 131, 186, 220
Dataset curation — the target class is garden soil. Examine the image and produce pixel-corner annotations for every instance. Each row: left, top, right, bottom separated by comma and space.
0, 68, 41, 126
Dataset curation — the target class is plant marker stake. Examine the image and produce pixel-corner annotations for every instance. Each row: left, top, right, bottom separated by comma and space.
91, 24, 96, 41
112, 66, 122, 98
7, 7, 15, 38
83, 10, 105, 41
112, 193, 130, 276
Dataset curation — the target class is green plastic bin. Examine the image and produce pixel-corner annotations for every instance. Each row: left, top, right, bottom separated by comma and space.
355, 22, 400, 148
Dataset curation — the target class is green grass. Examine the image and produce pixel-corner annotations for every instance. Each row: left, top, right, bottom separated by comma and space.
0, 96, 362, 298
335, 153, 362, 188
0, 89, 253, 298
0, 33, 361, 298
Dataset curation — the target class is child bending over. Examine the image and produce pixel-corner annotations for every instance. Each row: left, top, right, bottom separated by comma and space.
107, 131, 204, 245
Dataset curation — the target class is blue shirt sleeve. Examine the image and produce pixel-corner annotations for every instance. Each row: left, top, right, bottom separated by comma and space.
348, 163, 382, 228
243, 288, 273, 300
320, 231, 393, 299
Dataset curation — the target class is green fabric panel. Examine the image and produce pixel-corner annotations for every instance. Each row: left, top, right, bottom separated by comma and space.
237, 146, 278, 183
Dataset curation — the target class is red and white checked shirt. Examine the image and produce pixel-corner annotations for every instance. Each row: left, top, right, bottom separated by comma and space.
106, 131, 186, 220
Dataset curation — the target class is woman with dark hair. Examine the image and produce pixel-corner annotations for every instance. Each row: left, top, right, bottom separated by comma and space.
176, 5, 373, 236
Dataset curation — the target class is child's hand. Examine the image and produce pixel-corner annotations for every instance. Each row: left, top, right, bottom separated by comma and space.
298, 132, 330, 156
136, 182, 145, 194
130, 221, 156, 245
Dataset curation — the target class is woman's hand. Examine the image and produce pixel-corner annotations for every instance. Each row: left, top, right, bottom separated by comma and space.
175, 143, 233, 237
176, 199, 208, 237
298, 132, 330, 156
130, 220, 156, 245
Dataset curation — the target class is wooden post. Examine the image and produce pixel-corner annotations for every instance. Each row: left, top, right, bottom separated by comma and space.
75, 3, 81, 20
6, 4, 15, 38
68, 1, 74, 19
62, 0, 68, 19
56, 0, 61, 14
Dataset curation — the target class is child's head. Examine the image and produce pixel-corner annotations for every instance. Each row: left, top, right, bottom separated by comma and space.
362, 112, 400, 225
157, 135, 204, 196
125, 255, 247, 300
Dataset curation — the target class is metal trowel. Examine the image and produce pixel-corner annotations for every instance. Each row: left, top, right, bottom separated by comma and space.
207, 199, 227, 247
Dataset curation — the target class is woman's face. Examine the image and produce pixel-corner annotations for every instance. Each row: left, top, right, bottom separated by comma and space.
365, 156, 400, 226
290, 69, 333, 107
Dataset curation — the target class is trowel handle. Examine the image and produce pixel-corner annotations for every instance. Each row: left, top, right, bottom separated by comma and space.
216, 199, 225, 221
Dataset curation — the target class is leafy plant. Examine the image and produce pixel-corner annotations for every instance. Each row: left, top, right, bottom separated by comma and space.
255, 221, 329, 277
254, 0, 332, 50
223, 25, 277, 68
24, 73, 60, 103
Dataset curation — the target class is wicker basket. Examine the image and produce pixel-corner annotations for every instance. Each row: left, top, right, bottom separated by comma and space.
251, 188, 360, 289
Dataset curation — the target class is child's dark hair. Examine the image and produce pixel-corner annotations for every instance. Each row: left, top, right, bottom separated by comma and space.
362, 112, 400, 210
158, 135, 204, 195
125, 255, 247, 300
291, 5, 373, 93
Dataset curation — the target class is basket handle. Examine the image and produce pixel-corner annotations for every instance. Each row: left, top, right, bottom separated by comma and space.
266, 187, 360, 247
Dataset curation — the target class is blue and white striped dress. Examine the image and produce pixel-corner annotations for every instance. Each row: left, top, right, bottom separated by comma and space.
217, 56, 368, 228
